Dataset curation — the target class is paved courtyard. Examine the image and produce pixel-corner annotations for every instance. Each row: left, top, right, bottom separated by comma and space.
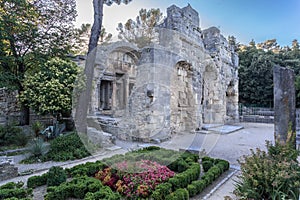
0, 122, 275, 199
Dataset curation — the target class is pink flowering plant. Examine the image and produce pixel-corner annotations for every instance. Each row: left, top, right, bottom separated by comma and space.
95, 159, 175, 198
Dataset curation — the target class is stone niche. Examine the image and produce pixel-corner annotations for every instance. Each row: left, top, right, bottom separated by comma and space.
89, 4, 239, 142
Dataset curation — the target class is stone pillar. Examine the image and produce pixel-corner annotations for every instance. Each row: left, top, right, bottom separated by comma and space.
273, 65, 296, 147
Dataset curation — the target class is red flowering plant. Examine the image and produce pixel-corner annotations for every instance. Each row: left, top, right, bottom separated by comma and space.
112, 160, 175, 198
95, 167, 119, 189
95, 159, 175, 199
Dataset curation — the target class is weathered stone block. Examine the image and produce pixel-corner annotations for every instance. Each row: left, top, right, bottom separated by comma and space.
274, 65, 296, 146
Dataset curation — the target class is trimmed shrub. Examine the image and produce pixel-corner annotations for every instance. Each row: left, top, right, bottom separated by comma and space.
209, 166, 222, 179
180, 152, 199, 163
201, 171, 214, 185
191, 180, 206, 195
27, 173, 48, 189
66, 161, 106, 177
168, 162, 200, 191
202, 160, 213, 172
47, 166, 67, 186
44, 176, 117, 200
165, 188, 189, 200
84, 186, 121, 200
201, 156, 214, 163
0, 182, 32, 199
187, 184, 197, 197
0, 181, 23, 190
152, 182, 172, 200
216, 160, 230, 171
42, 132, 90, 162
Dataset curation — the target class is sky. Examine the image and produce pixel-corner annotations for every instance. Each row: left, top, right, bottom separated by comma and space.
75, 0, 300, 47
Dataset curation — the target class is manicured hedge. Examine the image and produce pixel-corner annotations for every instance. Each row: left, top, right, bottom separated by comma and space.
27, 173, 48, 189
152, 162, 200, 199
0, 181, 32, 199
66, 161, 107, 177
165, 188, 189, 200
27, 146, 229, 200
151, 182, 172, 200
187, 158, 230, 198
47, 166, 67, 187
44, 176, 120, 200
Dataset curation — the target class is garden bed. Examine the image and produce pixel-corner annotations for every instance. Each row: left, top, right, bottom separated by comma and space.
0, 146, 230, 200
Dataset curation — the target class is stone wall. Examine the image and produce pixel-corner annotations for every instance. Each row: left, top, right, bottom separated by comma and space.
0, 88, 20, 124
91, 4, 239, 142
0, 88, 53, 126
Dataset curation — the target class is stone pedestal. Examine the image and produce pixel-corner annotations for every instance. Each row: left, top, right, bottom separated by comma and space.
273, 65, 296, 146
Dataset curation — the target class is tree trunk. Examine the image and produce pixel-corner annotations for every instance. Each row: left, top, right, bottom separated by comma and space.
19, 102, 30, 125
75, 0, 104, 134
88, 0, 104, 54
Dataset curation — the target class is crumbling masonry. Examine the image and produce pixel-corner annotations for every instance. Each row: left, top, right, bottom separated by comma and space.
88, 4, 239, 142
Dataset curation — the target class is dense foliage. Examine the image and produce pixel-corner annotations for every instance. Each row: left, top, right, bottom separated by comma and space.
238, 39, 300, 107
47, 166, 67, 187
0, 122, 28, 147
42, 132, 90, 162
235, 141, 300, 199
0, 181, 32, 199
0, 0, 78, 124
21, 58, 79, 118
22, 132, 90, 163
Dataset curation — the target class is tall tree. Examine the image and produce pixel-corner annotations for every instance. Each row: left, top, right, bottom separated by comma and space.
238, 38, 300, 107
0, 0, 77, 125
20, 58, 79, 120
238, 40, 286, 107
74, 24, 112, 55
87, 0, 132, 54
75, 0, 131, 134
117, 8, 163, 47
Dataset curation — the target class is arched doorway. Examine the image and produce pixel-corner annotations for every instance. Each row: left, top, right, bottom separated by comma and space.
170, 61, 196, 133
202, 64, 225, 124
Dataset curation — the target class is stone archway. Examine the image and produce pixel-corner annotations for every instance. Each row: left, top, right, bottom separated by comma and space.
91, 42, 140, 117
170, 61, 196, 133
202, 64, 225, 124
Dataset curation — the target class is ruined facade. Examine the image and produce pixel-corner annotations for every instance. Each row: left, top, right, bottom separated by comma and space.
89, 4, 239, 142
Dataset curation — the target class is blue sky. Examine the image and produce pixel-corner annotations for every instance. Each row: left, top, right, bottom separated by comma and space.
75, 0, 300, 46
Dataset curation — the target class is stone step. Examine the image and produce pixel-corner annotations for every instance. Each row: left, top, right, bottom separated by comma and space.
202, 124, 223, 130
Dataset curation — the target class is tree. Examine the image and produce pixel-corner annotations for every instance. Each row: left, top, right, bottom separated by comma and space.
20, 58, 79, 120
117, 8, 163, 47
238, 40, 287, 107
87, 0, 132, 54
238, 39, 300, 107
292, 39, 299, 52
74, 24, 112, 55
0, 0, 77, 125
74, 0, 132, 134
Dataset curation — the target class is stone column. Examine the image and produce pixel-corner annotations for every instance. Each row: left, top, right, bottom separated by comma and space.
273, 65, 296, 147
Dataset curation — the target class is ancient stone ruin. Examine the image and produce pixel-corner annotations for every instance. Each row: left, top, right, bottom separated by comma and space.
87, 4, 239, 142
273, 65, 296, 146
